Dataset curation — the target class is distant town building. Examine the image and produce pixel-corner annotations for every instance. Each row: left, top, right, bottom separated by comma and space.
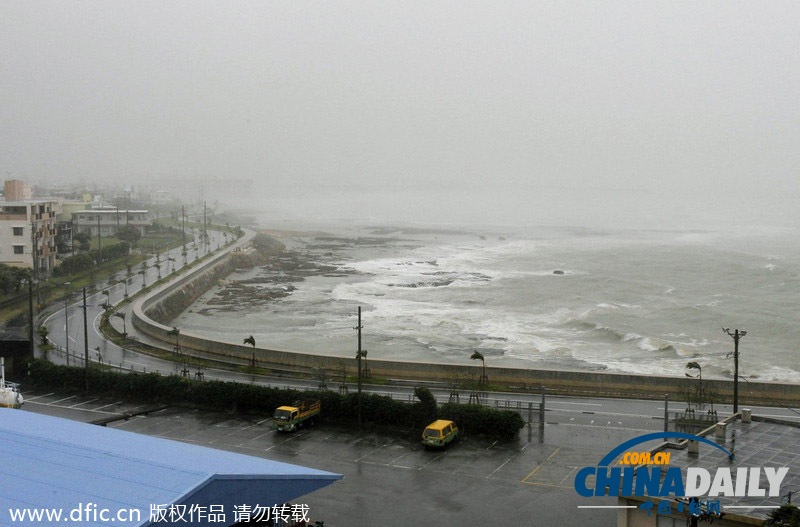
72, 208, 150, 237
149, 189, 172, 204
3, 180, 32, 201
0, 199, 60, 276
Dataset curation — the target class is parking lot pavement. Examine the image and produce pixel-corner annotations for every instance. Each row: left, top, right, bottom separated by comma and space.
20, 394, 644, 526
17, 391, 153, 423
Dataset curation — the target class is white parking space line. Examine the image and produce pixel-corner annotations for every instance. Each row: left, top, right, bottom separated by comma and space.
24, 400, 120, 415
23, 393, 54, 402
68, 398, 99, 408
354, 442, 391, 463
487, 458, 513, 478
50, 395, 77, 405
94, 401, 125, 411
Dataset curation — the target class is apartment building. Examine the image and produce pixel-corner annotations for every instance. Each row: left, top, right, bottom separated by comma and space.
0, 199, 60, 276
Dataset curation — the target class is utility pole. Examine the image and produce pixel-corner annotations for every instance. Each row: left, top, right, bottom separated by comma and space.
355, 306, 363, 425
116, 204, 120, 233
203, 201, 208, 250
181, 205, 186, 244
30, 221, 37, 284
64, 282, 71, 366
723, 328, 746, 413
31, 219, 41, 306
83, 288, 89, 391
96, 215, 102, 255
27, 278, 34, 357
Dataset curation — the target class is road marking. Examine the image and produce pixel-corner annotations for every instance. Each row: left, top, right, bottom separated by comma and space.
421, 453, 445, 468
50, 395, 77, 404
388, 452, 410, 465
94, 400, 125, 411
522, 481, 572, 490
559, 466, 579, 484
486, 458, 513, 478
24, 400, 120, 415
23, 393, 54, 402
68, 398, 99, 408
521, 447, 560, 483
557, 423, 654, 433
355, 442, 391, 463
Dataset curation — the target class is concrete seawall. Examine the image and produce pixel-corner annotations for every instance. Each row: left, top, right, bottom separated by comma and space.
131, 231, 800, 406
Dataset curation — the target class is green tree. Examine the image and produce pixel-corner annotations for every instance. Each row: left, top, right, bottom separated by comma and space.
74, 231, 91, 251
12, 267, 30, 291
116, 225, 141, 247
0, 265, 15, 294
410, 386, 438, 429
37, 325, 49, 346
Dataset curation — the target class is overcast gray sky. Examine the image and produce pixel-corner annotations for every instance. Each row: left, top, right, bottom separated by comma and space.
1, 1, 798, 228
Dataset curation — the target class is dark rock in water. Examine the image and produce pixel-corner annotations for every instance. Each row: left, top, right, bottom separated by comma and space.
498, 236, 506, 241
553, 270, 565, 275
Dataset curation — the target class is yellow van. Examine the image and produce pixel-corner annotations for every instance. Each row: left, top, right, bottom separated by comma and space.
422, 419, 458, 448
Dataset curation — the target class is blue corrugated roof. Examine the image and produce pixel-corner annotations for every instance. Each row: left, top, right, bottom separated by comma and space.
0, 410, 341, 527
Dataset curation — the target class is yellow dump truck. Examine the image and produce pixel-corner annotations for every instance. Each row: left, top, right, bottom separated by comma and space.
273, 400, 321, 432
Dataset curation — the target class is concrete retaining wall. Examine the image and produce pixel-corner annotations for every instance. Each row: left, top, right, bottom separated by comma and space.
131, 230, 800, 406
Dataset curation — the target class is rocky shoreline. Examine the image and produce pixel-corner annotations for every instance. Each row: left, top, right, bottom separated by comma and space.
190, 233, 412, 316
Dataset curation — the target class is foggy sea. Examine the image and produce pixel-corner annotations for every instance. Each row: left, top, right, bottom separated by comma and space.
173, 216, 800, 383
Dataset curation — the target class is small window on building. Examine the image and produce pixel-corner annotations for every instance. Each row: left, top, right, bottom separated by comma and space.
13, 245, 24, 254
12, 227, 23, 236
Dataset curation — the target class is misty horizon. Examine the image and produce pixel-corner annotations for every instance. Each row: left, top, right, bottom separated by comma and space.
2, 1, 799, 231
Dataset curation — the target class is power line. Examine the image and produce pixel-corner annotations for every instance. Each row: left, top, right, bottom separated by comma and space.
737, 374, 800, 418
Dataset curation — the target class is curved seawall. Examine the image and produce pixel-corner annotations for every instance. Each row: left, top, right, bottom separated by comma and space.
131, 229, 800, 406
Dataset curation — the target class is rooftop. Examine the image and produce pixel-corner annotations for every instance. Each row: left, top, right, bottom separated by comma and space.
0, 410, 341, 527
75, 209, 148, 214
0, 200, 58, 206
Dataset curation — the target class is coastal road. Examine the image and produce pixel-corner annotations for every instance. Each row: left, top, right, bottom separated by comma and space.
40, 228, 226, 375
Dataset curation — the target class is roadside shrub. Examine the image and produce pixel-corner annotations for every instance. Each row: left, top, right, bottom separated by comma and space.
23, 360, 524, 440
439, 402, 525, 438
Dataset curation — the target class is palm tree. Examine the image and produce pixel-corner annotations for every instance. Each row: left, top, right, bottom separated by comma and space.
471, 351, 487, 384
243, 335, 257, 367
686, 361, 703, 408
167, 326, 180, 352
